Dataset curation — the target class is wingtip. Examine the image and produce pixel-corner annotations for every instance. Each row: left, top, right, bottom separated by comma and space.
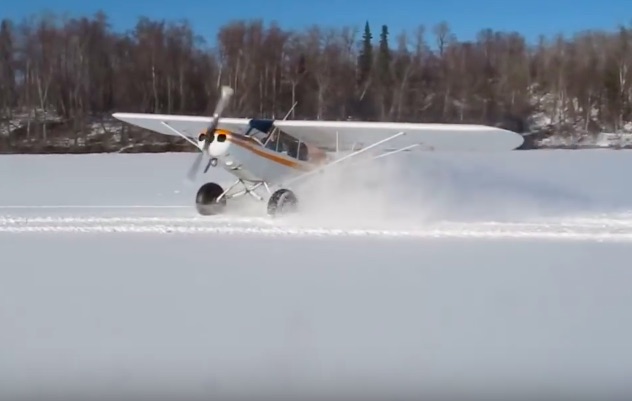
509, 131, 526, 150
111, 112, 138, 122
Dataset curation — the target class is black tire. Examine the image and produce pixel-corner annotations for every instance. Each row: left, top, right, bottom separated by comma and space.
267, 188, 298, 217
195, 182, 226, 215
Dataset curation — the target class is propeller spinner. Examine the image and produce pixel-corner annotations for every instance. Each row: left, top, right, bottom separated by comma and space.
186, 86, 235, 181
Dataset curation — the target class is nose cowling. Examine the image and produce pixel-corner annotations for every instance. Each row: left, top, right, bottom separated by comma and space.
197, 131, 230, 157
208, 132, 230, 157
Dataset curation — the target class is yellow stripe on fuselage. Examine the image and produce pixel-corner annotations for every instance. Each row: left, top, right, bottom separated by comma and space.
220, 130, 313, 171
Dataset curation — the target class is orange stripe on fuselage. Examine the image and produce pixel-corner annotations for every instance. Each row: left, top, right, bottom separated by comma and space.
222, 131, 313, 171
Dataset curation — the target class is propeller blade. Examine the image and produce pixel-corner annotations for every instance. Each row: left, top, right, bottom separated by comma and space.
201, 86, 235, 152
186, 85, 234, 181
213, 86, 234, 118
186, 151, 204, 182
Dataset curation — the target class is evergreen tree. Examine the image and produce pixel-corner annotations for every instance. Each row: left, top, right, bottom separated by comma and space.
357, 21, 373, 86
377, 24, 391, 87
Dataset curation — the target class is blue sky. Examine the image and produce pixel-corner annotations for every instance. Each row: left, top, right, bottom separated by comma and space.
4, 0, 631, 46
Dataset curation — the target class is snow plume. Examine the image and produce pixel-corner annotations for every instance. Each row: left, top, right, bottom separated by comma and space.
286, 151, 599, 228
398, 153, 597, 222
286, 153, 438, 229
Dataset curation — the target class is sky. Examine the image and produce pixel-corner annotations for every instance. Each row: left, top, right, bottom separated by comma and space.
3, 0, 631, 46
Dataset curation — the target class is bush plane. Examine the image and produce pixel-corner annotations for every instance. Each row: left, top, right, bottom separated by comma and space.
112, 86, 524, 217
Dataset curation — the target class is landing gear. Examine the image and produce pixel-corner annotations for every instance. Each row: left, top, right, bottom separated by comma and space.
195, 182, 226, 215
267, 188, 298, 217
194, 181, 297, 217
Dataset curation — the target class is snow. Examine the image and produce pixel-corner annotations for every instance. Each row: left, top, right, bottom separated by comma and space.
538, 132, 632, 148
2, 151, 632, 400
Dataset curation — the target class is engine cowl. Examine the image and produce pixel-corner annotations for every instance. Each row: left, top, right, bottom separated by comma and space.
197, 131, 230, 157
208, 132, 229, 157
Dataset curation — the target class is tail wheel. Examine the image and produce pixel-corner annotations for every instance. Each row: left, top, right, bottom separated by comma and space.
267, 188, 298, 217
195, 182, 226, 215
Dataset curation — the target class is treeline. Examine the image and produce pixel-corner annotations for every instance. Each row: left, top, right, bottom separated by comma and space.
0, 11, 631, 152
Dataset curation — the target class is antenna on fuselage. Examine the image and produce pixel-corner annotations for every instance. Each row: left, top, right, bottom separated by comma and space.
282, 101, 298, 121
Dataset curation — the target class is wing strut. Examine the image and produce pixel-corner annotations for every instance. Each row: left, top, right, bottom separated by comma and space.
159, 121, 200, 148
372, 143, 420, 159
281, 131, 406, 187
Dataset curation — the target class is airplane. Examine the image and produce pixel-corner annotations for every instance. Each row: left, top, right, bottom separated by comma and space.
112, 86, 524, 217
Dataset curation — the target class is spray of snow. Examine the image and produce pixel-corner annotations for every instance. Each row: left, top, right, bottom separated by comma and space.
288, 154, 427, 229
285, 151, 600, 230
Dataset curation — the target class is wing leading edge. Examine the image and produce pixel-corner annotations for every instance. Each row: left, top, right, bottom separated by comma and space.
112, 113, 252, 141
112, 112, 524, 152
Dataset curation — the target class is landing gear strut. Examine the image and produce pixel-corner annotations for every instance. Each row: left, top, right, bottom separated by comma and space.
267, 188, 298, 217
195, 182, 226, 215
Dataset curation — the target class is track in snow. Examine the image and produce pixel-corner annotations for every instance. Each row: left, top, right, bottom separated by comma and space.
2, 205, 632, 242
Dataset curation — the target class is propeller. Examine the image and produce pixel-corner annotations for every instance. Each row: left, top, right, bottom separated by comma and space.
186, 85, 235, 181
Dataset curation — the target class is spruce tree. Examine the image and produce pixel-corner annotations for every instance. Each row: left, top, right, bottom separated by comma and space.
357, 21, 373, 86
377, 24, 391, 87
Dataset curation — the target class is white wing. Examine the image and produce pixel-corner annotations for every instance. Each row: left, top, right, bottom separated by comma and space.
273, 120, 524, 151
112, 113, 251, 141
112, 112, 524, 152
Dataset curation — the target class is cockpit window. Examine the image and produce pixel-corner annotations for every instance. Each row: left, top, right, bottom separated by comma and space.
265, 129, 308, 161
245, 119, 275, 145
250, 130, 268, 144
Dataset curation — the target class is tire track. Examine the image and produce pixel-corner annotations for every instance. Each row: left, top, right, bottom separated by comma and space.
2, 213, 632, 241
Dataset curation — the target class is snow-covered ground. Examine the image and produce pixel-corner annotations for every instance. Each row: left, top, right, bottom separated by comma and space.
2, 151, 632, 400
537, 131, 632, 148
